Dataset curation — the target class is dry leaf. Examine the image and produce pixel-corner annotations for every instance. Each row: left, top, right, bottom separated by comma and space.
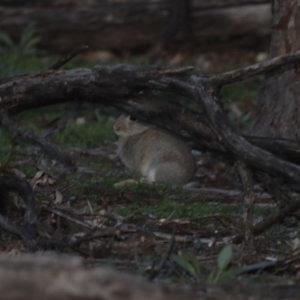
13, 195, 20, 209
114, 179, 138, 187
287, 238, 300, 252
75, 117, 85, 125
86, 200, 94, 214
30, 171, 44, 187
12, 168, 26, 178
48, 177, 56, 185
54, 190, 63, 204
42, 173, 49, 185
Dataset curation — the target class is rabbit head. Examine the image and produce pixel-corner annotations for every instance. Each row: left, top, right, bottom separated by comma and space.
114, 114, 148, 137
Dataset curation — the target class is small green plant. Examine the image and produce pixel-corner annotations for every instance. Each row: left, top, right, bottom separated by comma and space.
0, 23, 41, 56
173, 244, 235, 282
208, 244, 233, 282
172, 252, 203, 281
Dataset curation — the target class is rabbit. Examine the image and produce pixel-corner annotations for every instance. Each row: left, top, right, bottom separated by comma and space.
114, 114, 195, 186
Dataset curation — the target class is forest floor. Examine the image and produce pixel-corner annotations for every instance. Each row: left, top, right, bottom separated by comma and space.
1, 49, 300, 285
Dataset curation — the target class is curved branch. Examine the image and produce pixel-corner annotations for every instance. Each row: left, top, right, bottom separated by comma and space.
48, 44, 89, 71
0, 175, 38, 248
0, 109, 76, 168
151, 77, 300, 184
208, 49, 300, 86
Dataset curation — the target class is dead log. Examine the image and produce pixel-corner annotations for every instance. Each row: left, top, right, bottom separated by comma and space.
0, 0, 271, 9
0, 0, 271, 54
0, 253, 300, 300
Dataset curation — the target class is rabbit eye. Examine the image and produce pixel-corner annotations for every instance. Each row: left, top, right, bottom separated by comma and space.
129, 116, 137, 121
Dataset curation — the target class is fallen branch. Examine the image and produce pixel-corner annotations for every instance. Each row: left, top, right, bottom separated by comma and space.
237, 162, 255, 247
42, 206, 95, 230
0, 174, 38, 249
0, 109, 76, 168
1, 253, 300, 300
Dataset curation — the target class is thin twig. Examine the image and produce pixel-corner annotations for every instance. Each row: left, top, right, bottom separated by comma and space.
0, 109, 76, 168
0, 175, 38, 249
48, 44, 89, 70
209, 49, 300, 86
134, 243, 142, 270
42, 206, 94, 229
153, 232, 193, 242
69, 228, 120, 246
0, 142, 14, 173
237, 161, 255, 248
148, 229, 175, 280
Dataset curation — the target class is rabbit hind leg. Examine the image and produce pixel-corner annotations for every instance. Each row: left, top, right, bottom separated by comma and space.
147, 163, 188, 186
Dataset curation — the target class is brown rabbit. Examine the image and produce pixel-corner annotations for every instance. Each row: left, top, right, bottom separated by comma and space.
114, 115, 195, 186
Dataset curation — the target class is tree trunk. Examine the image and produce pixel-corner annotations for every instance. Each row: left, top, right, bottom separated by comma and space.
0, 0, 271, 54
250, 0, 300, 139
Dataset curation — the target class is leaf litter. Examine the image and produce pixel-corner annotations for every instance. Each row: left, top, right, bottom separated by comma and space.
1, 113, 300, 284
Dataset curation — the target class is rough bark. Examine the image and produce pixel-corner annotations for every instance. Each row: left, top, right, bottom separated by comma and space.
250, 0, 300, 139
0, 175, 38, 249
0, 1, 271, 54
0, 253, 300, 300
0, 0, 271, 8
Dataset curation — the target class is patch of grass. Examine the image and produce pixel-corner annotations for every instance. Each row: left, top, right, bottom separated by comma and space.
66, 175, 118, 202
96, 177, 119, 188
113, 182, 272, 218
12, 105, 116, 148
0, 130, 14, 164
219, 81, 260, 132
114, 196, 242, 218
0, 232, 16, 242
13, 105, 63, 125
0, 51, 97, 78
0, 54, 53, 77
125, 181, 178, 194
16, 165, 38, 178
122, 55, 150, 66
50, 117, 115, 148
220, 81, 260, 103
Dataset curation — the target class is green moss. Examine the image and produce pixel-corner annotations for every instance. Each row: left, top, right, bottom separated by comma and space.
220, 81, 260, 102
11, 105, 116, 148
16, 165, 37, 178
0, 53, 99, 77
114, 195, 242, 218
0, 232, 15, 242
50, 118, 115, 148
0, 54, 53, 77
0, 130, 14, 164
